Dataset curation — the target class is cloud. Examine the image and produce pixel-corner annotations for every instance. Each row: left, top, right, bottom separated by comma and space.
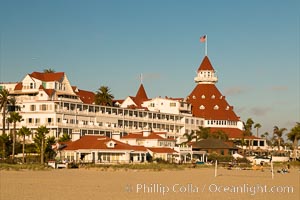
223, 86, 250, 96
250, 107, 272, 116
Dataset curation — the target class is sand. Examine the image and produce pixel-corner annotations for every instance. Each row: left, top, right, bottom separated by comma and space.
0, 167, 299, 200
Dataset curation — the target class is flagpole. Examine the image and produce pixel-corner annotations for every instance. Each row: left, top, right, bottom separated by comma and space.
205, 35, 208, 56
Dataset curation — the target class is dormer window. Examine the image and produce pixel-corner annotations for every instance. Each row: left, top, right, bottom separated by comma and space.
211, 95, 215, 99
199, 105, 205, 110
192, 95, 196, 99
201, 95, 205, 99
214, 105, 219, 110
106, 140, 116, 148
226, 106, 229, 110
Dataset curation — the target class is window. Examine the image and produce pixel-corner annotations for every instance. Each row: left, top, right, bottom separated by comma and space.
35, 118, 40, 124
170, 102, 176, 107
28, 118, 33, 123
48, 118, 52, 123
211, 95, 215, 99
259, 141, 265, 146
214, 105, 219, 110
30, 82, 34, 89
199, 105, 205, 110
201, 95, 205, 99
149, 103, 155, 107
40, 104, 47, 111
30, 105, 36, 111
192, 95, 196, 99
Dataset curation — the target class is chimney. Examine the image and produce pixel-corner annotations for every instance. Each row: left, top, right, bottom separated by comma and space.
142, 130, 151, 137
71, 129, 81, 141
111, 132, 121, 141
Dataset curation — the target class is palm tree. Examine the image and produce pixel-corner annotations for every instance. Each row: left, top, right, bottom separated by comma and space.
287, 122, 300, 160
0, 89, 11, 136
33, 126, 49, 164
7, 111, 23, 161
0, 133, 10, 159
254, 123, 262, 137
211, 130, 228, 141
58, 133, 71, 142
182, 131, 196, 144
195, 126, 211, 141
45, 136, 56, 160
17, 126, 31, 163
244, 118, 254, 135
273, 126, 287, 151
95, 86, 114, 106
43, 68, 55, 73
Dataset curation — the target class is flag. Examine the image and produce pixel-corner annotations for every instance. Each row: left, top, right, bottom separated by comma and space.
200, 35, 206, 43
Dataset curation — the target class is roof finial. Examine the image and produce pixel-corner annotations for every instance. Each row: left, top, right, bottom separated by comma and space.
140, 73, 143, 84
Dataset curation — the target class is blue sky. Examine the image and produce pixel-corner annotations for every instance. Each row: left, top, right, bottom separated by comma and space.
0, 0, 299, 137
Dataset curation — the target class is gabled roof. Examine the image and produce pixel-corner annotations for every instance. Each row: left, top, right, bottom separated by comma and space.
187, 84, 239, 120
64, 135, 142, 151
197, 56, 215, 72
29, 72, 65, 82
38, 85, 55, 96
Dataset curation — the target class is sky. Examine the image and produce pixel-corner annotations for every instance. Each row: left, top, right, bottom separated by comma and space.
0, 0, 299, 138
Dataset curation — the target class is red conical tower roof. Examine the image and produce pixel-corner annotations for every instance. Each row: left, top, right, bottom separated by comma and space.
134, 84, 149, 107
197, 56, 215, 72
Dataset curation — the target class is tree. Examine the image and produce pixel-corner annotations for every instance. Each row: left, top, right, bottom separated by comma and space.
95, 86, 114, 106
7, 111, 23, 161
33, 126, 49, 164
243, 118, 254, 136
58, 133, 71, 142
287, 122, 300, 160
254, 123, 262, 137
195, 126, 211, 141
45, 136, 56, 161
273, 126, 287, 151
43, 68, 55, 73
182, 131, 196, 144
211, 130, 228, 141
0, 133, 10, 159
0, 89, 12, 136
17, 126, 31, 163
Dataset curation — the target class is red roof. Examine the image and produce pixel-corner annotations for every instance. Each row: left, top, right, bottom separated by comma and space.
64, 135, 141, 151
75, 89, 95, 104
30, 72, 65, 82
197, 56, 215, 72
133, 84, 148, 107
14, 82, 22, 90
187, 84, 239, 120
147, 147, 178, 154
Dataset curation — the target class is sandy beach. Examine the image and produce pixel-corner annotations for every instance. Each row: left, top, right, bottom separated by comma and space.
0, 167, 299, 200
